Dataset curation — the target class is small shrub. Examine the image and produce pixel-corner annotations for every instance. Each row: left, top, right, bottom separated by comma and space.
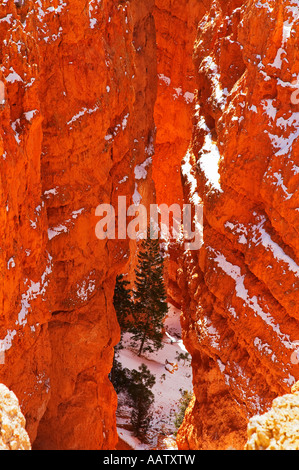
174, 390, 193, 434
175, 351, 191, 366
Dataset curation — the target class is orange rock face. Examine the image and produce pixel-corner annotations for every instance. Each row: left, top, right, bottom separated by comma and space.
177, 0, 299, 450
152, 0, 208, 307
0, 0, 157, 449
1, 0, 299, 452
153, 0, 206, 208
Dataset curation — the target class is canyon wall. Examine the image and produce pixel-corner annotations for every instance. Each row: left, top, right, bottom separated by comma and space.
153, 0, 208, 307
153, 0, 207, 208
1, 0, 299, 451
177, 0, 299, 450
0, 0, 157, 449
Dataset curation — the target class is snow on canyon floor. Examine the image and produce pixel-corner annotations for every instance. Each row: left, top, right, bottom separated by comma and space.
116, 304, 193, 450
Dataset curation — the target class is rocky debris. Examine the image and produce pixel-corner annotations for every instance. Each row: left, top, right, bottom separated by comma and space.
0, 384, 31, 450
246, 382, 299, 450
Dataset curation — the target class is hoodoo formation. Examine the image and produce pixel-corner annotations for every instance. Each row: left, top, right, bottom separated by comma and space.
177, 0, 299, 450
0, 0, 299, 451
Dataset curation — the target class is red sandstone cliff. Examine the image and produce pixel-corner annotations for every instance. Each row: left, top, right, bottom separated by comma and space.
153, 0, 208, 307
0, 0, 157, 449
177, 0, 299, 450
1, 0, 299, 451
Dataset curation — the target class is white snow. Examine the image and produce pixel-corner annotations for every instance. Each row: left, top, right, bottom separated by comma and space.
118, 175, 128, 184
24, 109, 38, 121
11, 119, 21, 144
116, 305, 192, 450
249, 104, 258, 113
254, 337, 278, 364
89, 0, 101, 29
145, 140, 155, 157
7, 257, 15, 270
16, 253, 52, 327
67, 103, 100, 128
211, 247, 295, 353
261, 99, 277, 121
43, 187, 59, 198
132, 183, 142, 206
0, 330, 17, 354
0, 14, 13, 24
35, 0, 67, 43
173, 87, 182, 99
271, 48, 285, 69
205, 317, 221, 349
5, 67, 23, 84
255, 0, 274, 14
273, 171, 293, 200
192, 113, 222, 194
181, 149, 201, 205
0, 253, 52, 356
268, 111, 299, 157
122, 113, 130, 131
268, 0, 299, 70
48, 224, 68, 240
47, 208, 84, 240
29, 217, 36, 228
48, 206, 85, 240
224, 221, 248, 245
198, 133, 222, 192
158, 74, 171, 86
76, 278, 96, 302
184, 92, 195, 104
134, 157, 152, 180
199, 56, 228, 110
71, 208, 84, 219
252, 216, 299, 277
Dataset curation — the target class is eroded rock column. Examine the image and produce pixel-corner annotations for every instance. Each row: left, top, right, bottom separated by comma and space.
177, 0, 299, 450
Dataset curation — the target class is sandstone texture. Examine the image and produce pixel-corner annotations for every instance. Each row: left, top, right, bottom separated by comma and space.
1, 0, 299, 452
177, 0, 299, 450
0, 383, 31, 450
153, 0, 206, 208
245, 381, 299, 450
152, 0, 208, 307
0, 0, 157, 449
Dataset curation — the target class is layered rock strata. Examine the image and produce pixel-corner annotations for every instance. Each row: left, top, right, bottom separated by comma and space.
177, 0, 299, 450
0, 0, 157, 449
1, 0, 299, 452
152, 0, 208, 307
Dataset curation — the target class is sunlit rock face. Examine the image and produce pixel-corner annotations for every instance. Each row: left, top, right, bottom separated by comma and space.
152, 0, 208, 307
0, 0, 157, 449
176, 0, 299, 450
153, 0, 208, 208
245, 381, 299, 450
1, 0, 299, 451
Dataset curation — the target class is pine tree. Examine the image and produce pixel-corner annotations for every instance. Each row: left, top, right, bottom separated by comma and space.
110, 274, 133, 388
174, 390, 193, 435
131, 226, 169, 357
127, 364, 155, 440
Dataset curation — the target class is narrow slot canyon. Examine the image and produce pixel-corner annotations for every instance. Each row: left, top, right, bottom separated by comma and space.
0, 0, 299, 453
